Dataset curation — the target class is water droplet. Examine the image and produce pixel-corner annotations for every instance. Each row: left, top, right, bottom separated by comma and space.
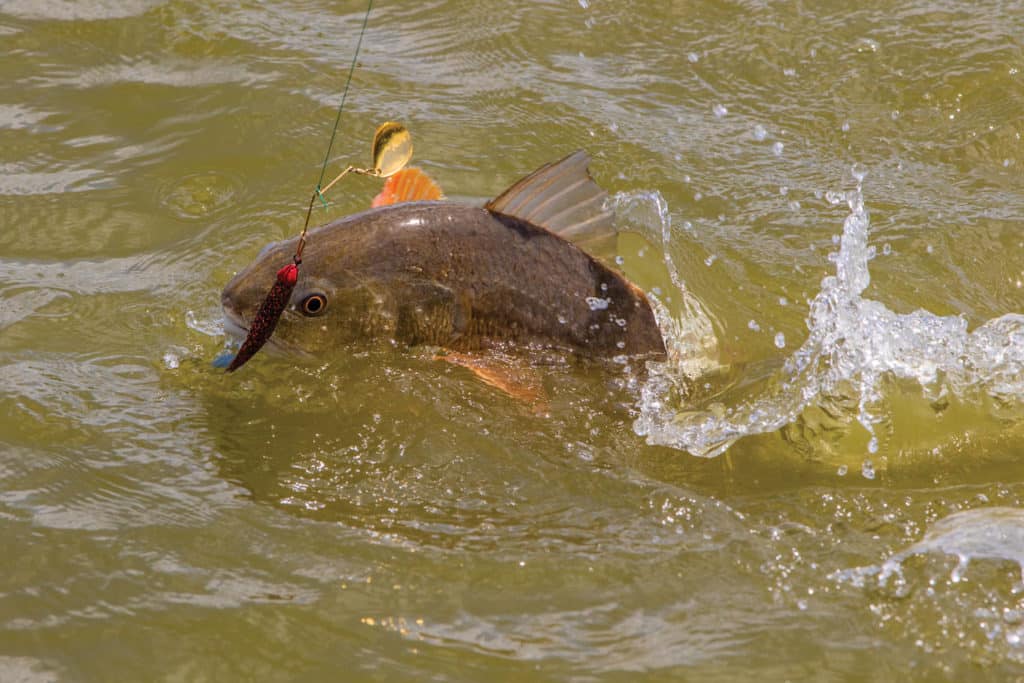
774, 332, 786, 348
577, 0, 589, 7
882, 243, 892, 256
615, 318, 627, 327
704, 254, 717, 266
585, 296, 609, 311
651, 287, 662, 296
851, 163, 868, 183
837, 464, 848, 476
616, 340, 626, 349
772, 141, 785, 156
779, 296, 788, 306
825, 190, 845, 205
748, 319, 761, 332
841, 121, 850, 132
557, 314, 568, 325
861, 459, 876, 480
752, 124, 767, 141
615, 255, 625, 265
858, 37, 880, 53
779, 185, 789, 196
688, 52, 699, 63
713, 103, 728, 118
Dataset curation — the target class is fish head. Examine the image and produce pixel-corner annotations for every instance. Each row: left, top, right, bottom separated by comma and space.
221, 233, 397, 355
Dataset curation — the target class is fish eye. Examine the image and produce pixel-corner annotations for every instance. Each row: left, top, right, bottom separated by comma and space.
300, 293, 327, 316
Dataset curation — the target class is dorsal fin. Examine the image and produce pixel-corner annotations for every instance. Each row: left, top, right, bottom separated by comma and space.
485, 150, 616, 251
371, 167, 445, 208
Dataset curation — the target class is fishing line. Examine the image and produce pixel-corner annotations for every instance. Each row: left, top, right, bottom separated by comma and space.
227, 0, 374, 372
299, 0, 375, 263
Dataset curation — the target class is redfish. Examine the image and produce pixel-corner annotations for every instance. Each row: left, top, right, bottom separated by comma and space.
221, 151, 665, 367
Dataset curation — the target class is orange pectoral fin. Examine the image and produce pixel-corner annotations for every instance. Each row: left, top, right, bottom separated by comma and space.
371, 167, 445, 208
439, 352, 549, 415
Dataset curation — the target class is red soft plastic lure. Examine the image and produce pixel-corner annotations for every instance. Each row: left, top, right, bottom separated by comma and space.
225, 262, 299, 372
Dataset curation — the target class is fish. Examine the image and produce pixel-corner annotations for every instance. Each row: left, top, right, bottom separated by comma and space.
221, 151, 666, 376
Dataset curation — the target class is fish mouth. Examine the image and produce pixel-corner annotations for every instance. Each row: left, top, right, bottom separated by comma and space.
221, 304, 308, 356
222, 307, 249, 341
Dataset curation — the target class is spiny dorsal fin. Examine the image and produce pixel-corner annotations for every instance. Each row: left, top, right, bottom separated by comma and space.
371, 167, 445, 208
485, 150, 616, 251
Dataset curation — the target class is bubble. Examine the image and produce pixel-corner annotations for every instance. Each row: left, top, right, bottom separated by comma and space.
704, 254, 717, 266
713, 103, 728, 118
585, 296, 609, 311
774, 332, 786, 348
772, 141, 785, 156
748, 319, 761, 332
688, 52, 699, 63
577, 0, 589, 7
882, 243, 892, 256
752, 124, 768, 141
779, 297, 788, 306
851, 163, 868, 183
837, 464, 848, 476
163, 351, 180, 370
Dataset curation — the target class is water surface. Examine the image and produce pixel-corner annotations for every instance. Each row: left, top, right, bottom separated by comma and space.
2, 1, 1024, 680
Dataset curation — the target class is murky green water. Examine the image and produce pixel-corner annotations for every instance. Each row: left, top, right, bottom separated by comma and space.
3, 1, 1024, 680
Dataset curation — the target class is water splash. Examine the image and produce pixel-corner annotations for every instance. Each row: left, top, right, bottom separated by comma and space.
834, 506, 1024, 592
608, 191, 721, 390
634, 167, 1024, 459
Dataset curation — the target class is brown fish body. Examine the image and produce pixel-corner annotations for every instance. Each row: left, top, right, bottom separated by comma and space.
221, 152, 666, 360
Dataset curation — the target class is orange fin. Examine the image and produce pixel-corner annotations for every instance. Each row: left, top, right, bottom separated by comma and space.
439, 351, 549, 414
371, 167, 445, 208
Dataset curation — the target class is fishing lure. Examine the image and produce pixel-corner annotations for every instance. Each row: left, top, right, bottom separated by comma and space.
224, 120, 414, 372
223, 0, 420, 373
